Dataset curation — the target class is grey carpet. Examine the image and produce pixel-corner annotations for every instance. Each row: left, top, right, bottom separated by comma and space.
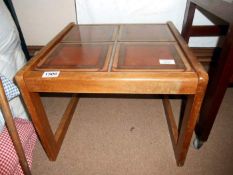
31, 88, 233, 175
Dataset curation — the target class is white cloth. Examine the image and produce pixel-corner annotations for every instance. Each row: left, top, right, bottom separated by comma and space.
0, 1, 28, 132
75, 0, 218, 47
0, 1, 26, 79
76, 0, 185, 28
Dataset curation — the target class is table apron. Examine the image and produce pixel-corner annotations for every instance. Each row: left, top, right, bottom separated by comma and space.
24, 78, 198, 94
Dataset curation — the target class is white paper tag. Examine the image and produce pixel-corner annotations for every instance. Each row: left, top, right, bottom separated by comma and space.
42, 71, 60, 78
159, 59, 175, 65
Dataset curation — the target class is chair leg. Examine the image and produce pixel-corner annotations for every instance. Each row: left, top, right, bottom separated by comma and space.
0, 81, 31, 175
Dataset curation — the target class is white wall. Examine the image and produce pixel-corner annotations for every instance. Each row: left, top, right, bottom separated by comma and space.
12, 0, 218, 46
12, 0, 76, 45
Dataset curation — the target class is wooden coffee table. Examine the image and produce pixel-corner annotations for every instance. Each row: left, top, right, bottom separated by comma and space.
15, 22, 208, 166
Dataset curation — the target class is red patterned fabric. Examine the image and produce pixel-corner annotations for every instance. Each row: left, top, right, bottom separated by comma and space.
0, 118, 37, 175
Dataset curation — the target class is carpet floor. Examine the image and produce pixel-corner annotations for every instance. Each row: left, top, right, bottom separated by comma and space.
31, 88, 233, 175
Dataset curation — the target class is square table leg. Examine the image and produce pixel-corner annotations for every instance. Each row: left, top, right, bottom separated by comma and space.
175, 94, 202, 166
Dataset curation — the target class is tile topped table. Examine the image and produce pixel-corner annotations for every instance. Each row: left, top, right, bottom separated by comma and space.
15, 22, 208, 166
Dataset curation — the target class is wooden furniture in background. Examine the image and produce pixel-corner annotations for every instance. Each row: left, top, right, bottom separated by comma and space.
0, 80, 31, 175
15, 22, 208, 166
181, 0, 233, 148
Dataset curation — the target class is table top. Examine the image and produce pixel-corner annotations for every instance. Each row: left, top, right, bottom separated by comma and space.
36, 24, 190, 72
17, 22, 207, 94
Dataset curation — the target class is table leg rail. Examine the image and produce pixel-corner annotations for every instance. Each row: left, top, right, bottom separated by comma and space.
55, 94, 79, 152
162, 97, 178, 147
